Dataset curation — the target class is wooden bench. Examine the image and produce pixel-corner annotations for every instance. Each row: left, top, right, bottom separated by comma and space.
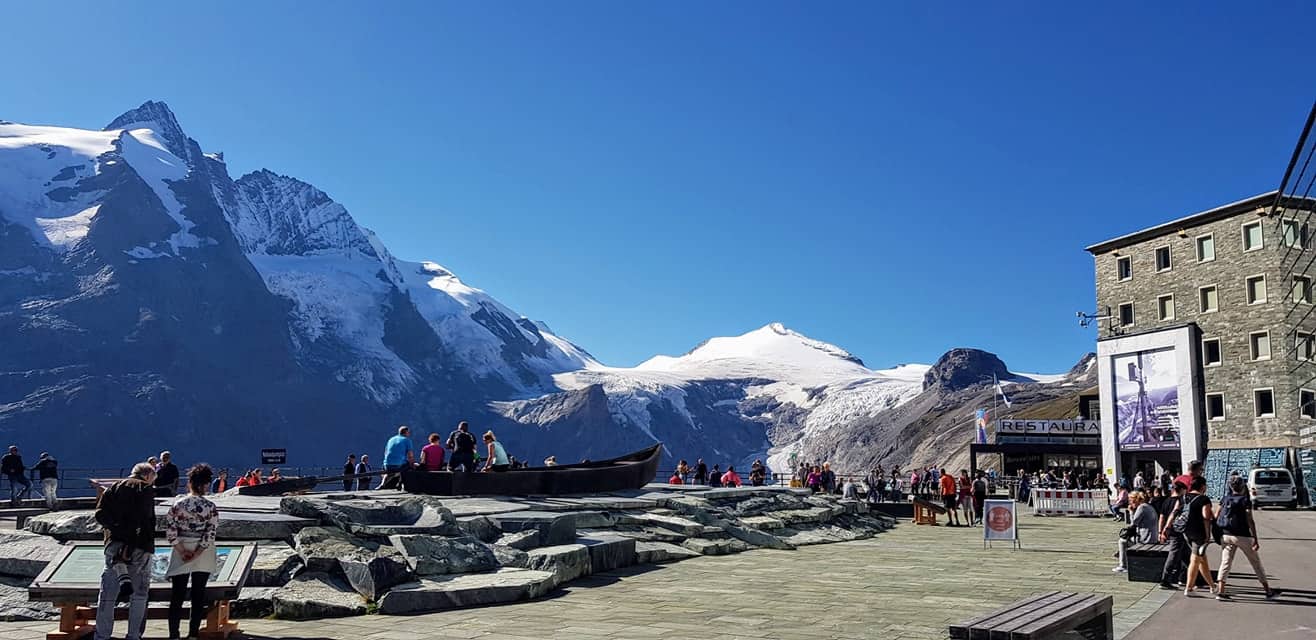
1125, 542, 1169, 583
913, 497, 947, 525
949, 591, 1113, 640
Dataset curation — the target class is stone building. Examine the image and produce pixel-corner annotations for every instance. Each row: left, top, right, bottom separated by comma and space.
1085, 191, 1316, 481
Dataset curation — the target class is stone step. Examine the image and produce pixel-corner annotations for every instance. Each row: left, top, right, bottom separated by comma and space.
738, 515, 786, 531
376, 568, 557, 615
632, 512, 714, 536
577, 533, 636, 573
272, 572, 368, 620
634, 541, 700, 564
525, 544, 592, 585
772, 506, 838, 525
484, 511, 577, 547
680, 537, 749, 556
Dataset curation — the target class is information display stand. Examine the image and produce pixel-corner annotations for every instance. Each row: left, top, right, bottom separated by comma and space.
29, 543, 256, 640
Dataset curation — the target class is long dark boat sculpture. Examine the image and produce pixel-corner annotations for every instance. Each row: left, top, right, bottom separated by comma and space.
401, 443, 663, 496
235, 476, 319, 496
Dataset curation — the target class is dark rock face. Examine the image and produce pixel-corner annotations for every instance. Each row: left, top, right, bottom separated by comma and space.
271, 572, 366, 619
922, 348, 1010, 392
388, 535, 498, 576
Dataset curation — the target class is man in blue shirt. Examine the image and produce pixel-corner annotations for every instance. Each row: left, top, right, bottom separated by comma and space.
380, 426, 415, 490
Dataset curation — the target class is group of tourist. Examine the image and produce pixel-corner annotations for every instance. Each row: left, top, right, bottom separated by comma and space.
1109, 459, 1278, 602
668, 458, 764, 487
341, 422, 519, 492
2, 445, 59, 508
93, 458, 222, 640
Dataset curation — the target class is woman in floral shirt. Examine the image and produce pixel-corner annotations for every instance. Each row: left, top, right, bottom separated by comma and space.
165, 464, 219, 640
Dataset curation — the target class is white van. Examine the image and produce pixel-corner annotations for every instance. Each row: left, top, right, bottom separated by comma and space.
1248, 468, 1297, 509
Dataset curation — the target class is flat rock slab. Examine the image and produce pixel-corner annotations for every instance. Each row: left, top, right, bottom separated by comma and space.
496, 530, 542, 551
489, 544, 529, 568
739, 515, 786, 530
377, 568, 557, 615
0, 531, 65, 578
229, 586, 278, 619
294, 527, 411, 599
272, 572, 366, 620
701, 486, 810, 501
247, 542, 302, 587
631, 512, 710, 536
0, 576, 58, 621
24, 511, 101, 540
456, 515, 501, 543
281, 495, 460, 537
440, 498, 533, 518
525, 544, 592, 585
485, 511, 576, 546
680, 538, 749, 556
634, 541, 700, 564
777, 525, 865, 546
389, 535, 498, 575
773, 507, 838, 525
577, 533, 636, 574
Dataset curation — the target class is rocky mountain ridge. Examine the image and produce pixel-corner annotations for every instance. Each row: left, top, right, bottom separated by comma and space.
0, 102, 1090, 471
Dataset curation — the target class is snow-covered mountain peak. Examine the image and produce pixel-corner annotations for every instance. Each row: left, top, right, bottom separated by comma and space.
105, 101, 191, 162
636, 323, 872, 385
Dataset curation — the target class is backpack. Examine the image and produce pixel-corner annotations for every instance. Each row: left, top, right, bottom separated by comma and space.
1215, 495, 1248, 534
1171, 495, 1200, 533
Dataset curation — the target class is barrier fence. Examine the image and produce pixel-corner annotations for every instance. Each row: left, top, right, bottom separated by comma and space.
1030, 489, 1109, 517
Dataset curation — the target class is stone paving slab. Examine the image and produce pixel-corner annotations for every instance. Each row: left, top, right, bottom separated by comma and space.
0, 512, 1160, 640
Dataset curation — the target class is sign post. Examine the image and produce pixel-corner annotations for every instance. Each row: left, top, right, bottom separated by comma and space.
983, 499, 1020, 549
260, 449, 287, 465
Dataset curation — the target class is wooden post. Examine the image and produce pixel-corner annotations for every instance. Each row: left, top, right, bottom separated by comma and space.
46, 603, 95, 640
198, 599, 238, 640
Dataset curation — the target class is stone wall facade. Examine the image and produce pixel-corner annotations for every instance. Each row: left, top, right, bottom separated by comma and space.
1091, 196, 1316, 449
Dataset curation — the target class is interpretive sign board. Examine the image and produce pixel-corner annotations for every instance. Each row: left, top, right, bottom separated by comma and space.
261, 448, 287, 465
983, 499, 1019, 549
30, 543, 255, 604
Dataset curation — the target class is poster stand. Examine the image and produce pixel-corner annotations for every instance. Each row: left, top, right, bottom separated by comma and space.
983, 499, 1021, 550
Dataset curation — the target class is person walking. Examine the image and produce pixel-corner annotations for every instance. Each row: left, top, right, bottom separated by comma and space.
939, 469, 961, 526
1158, 481, 1190, 589
1214, 475, 1277, 601
165, 464, 219, 640
355, 455, 371, 491
155, 451, 180, 497
482, 431, 510, 472
380, 426, 415, 490
446, 422, 478, 473
34, 452, 59, 510
420, 434, 446, 471
2, 445, 31, 506
93, 463, 157, 640
1178, 476, 1217, 596
342, 454, 356, 491
957, 470, 974, 526
972, 471, 989, 524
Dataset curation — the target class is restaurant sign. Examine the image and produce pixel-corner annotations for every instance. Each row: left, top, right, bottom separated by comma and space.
995, 419, 1100, 445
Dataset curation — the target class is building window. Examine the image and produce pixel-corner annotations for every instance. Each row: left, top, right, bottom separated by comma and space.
1243, 221, 1264, 252
1250, 331, 1271, 361
1254, 388, 1275, 417
1155, 247, 1172, 272
1246, 274, 1268, 305
1196, 234, 1215, 262
1281, 219, 1307, 249
1116, 256, 1132, 281
1294, 275, 1313, 304
1118, 302, 1134, 327
1298, 331, 1316, 362
1199, 285, 1219, 313
1206, 393, 1225, 421
1302, 389, 1316, 420
1157, 294, 1175, 321
1202, 338, 1222, 367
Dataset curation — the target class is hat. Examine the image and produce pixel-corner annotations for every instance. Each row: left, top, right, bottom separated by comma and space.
39, 452, 50, 459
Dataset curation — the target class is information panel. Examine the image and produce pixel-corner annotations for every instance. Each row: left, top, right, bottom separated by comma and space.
48, 545, 242, 585
983, 499, 1019, 549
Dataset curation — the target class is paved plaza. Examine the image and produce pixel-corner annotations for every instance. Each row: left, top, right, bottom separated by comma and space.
0, 509, 1169, 640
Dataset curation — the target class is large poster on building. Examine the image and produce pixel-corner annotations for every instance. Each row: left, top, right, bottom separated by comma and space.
1112, 347, 1181, 450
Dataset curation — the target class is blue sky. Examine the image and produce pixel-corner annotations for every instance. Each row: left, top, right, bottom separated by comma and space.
2, 2, 1312, 372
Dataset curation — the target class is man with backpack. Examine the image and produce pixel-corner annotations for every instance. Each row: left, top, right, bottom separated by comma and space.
1157, 481, 1191, 589
93, 463, 158, 640
446, 422, 478, 473
972, 470, 989, 524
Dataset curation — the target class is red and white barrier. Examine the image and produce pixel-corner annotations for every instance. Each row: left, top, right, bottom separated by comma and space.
1031, 489, 1108, 517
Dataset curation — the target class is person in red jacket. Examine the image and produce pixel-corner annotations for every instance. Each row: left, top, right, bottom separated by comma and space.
721, 466, 742, 488
668, 471, 683, 484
